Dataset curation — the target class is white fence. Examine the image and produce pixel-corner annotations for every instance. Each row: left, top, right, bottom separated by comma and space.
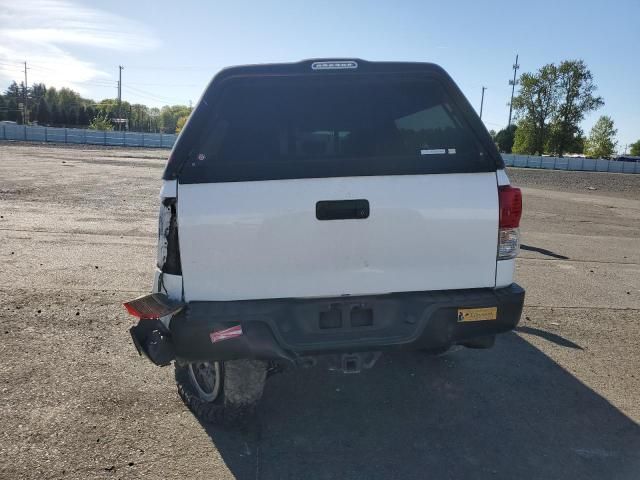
502, 153, 640, 174
0, 123, 176, 148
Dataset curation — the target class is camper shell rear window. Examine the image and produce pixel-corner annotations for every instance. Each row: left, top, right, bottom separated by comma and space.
165, 62, 502, 183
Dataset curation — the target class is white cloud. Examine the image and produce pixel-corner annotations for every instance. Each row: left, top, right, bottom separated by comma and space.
0, 0, 159, 94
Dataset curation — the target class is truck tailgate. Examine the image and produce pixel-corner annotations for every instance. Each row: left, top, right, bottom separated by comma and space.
178, 173, 497, 301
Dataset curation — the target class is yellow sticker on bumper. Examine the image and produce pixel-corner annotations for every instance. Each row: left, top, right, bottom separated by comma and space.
457, 307, 498, 322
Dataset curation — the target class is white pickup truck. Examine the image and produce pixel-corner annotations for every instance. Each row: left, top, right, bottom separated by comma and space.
125, 59, 524, 426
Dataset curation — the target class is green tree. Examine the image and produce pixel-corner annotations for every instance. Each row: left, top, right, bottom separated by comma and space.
89, 113, 114, 131
69, 106, 79, 125
159, 105, 192, 133
511, 64, 560, 155
44, 86, 57, 106
584, 116, 617, 159
78, 106, 89, 126
547, 60, 603, 155
494, 125, 517, 153
129, 104, 148, 131
31, 83, 46, 99
147, 107, 161, 132
4, 81, 24, 123
86, 106, 96, 123
175, 115, 189, 133
565, 132, 585, 154
4, 97, 18, 122
0, 80, 192, 131
4, 81, 22, 99
629, 140, 640, 156
36, 97, 49, 124
60, 107, 68, 125
511, 60, 603, 156
50, 103, 61, 125
95, 98, 130, 126
512, 120, 540, 155
95, 98, 116, 117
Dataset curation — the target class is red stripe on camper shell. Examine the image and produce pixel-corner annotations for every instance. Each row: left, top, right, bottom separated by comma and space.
210, 325, 243, 344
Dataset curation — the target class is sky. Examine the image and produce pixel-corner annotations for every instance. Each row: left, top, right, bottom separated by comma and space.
0, 0, 638, 151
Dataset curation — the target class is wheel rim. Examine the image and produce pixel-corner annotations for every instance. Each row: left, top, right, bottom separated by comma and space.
187, 361, 222, 402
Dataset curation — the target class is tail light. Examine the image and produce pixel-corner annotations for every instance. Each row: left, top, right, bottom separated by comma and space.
123, 293, 184, 320
498, 186, 522, 260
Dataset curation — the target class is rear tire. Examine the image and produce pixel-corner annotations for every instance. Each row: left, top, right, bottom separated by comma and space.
175, 359, 267, 427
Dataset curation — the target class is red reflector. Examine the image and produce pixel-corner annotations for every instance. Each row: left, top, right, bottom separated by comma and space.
498, 186, 522, 229
123, 293, 184, 320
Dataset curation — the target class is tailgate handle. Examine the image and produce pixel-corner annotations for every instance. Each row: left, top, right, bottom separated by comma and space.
316, 199, 369, 220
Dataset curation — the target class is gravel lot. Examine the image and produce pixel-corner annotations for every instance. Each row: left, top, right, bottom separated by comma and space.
1, 143, 639, 479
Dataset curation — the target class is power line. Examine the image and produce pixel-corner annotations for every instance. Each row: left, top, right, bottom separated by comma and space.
75, 80, 117, 87
0, 61, 27, 73
0, 60, 25, 67
0, 67, 24, 74
124, 84, 173, 99
123, 85, 185, 103
125, 81, 199, 87
2, 59, 189, 108
3, 68, 116, 89
3, 59, 191, 96
23, 64, 57, 72
125, 65, 213, 71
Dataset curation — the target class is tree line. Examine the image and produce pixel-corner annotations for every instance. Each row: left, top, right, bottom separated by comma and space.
2, 72, 638, 156
490, 60, 638, 158
0, 81, 191, 134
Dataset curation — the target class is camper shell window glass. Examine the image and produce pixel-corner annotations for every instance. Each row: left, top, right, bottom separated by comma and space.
177, 75, 495, 183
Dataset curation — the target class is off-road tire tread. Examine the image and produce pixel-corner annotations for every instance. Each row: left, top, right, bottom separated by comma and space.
175, 359, 266, 427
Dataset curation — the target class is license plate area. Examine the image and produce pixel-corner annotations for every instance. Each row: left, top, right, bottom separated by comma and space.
457, 307, 498, 322
277, 299, 418, 349
319, 305, 374, 330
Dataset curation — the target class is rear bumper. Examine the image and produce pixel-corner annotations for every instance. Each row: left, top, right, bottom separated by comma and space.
130, 284, 525, 366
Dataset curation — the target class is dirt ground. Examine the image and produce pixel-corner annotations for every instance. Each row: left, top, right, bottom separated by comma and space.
0, 143, 639, 479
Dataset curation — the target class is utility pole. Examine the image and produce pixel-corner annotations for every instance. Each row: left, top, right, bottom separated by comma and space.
23, 61, 29, 124
507, 54, 520, 127
479, 86, 487, 119
136, 105, 142, 132
117, 65, 124, 130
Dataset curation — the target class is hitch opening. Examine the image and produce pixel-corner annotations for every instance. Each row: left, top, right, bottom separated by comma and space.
329, 352, 381, 374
